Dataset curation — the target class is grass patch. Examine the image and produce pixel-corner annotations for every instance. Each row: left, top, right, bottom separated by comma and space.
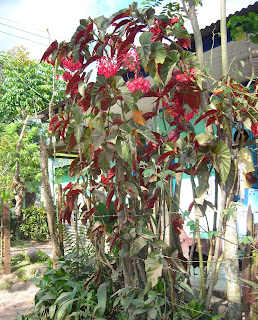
0, 281, 14, 290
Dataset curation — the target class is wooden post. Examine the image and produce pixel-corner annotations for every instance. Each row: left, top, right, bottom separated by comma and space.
3, 203, 11, 274
0, 197, 3, 265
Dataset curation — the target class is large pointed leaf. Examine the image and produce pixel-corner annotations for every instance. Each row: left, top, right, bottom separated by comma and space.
150, 42, 166, 65
160, 51, 179, 84
97, 283, 107, 317
55, 299, 76, 320
74, 124, 84, 144
211, 141, 232, 184
137, 31, 153, 69
130, 236, 148, 256
145, 251, 163, 287
114, 139, 132, 166
91, 130, 105, 150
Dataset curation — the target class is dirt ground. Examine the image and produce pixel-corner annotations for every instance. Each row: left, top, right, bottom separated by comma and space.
0, 241, 52, 320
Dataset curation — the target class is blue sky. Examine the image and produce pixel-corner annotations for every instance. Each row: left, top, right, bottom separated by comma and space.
0, 0, 257, 61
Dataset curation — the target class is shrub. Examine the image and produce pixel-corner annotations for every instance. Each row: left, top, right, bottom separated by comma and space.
20, 205, 49, 242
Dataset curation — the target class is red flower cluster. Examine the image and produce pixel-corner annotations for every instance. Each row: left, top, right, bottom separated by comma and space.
62, 71, 72, 82
126, 76, 150, 93
97, 56, 118, 78
62, 57, 82, 72
123, 47, 140, 72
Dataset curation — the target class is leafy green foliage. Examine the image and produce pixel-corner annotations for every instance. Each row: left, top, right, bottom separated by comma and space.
20, 205, 49, 242
0, 46, 65, 123
0, 123, 42, 196
173, 299, 223, 319
227, 12, 258, 43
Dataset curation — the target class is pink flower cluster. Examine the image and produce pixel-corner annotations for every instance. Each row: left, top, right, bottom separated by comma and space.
97, 56, 118, 78
62, 57, 82, 72
123, 48, 140, 72
126, 77, 150, 93
62, 71, 72, 82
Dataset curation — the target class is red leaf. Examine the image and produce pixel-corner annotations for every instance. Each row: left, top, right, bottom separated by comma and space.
81, 207, 95, 225
157, 151, 174, 165
107, 168, 115, 180
168, 128, 180, 142
94, 267, 102, 285
101, 174, 109, 185
91, 225, 103, 235
110, 10, 131, 24
167, 163, 181, 171
172, 214, 184, 234
206, 116, 216, 127
194, 110, 217, 126
49, 115, 59, 131
62, 206, 72, 224
67, 132, 77, 153
40, 40, 58, 63
53, 120, 63, 134
66, 72, 81, 95
75, 22, 93, 45
63, 182, 73, 192
251, 122, 258, 137
177, 37, 191, 49
188, 201, 194, 212
185, 91, 201, 112
112, 18, 131, 32
110, 233, 120, 252
117, 25, 144, 66
107, 189, 115, 212
142, 112, 157, 121
83, 274, 97, 291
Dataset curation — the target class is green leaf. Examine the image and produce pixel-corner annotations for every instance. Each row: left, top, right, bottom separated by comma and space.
97, 283, 107, 317
91, 130, 105, 150
150, 41, 166, 65
148, 308, 157, 319
152, 239, 169, 249
130, 236, 148, 256
136, 126, 157, 143
145, 251, 163, 287
54, 299, 76, 320
91, 117, 105, 134
195, 133, 214, 146
160, 50, 179, 84
49, 305, 56, 319
221, 115, 232, 138
211, 141, 232, 184
141, 227, 157, 239
143, 168, 156, 178
118, 85, 134, 110
74, 124, 84, 144
178, 282, 196, 295
114, 139, 132, 167
137, 32, 153, 69
72, 104, 84, 124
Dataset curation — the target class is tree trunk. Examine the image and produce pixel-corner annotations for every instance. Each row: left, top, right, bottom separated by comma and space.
224, 215, 242, 319
12, 116, 30, 233
39, 139, 62, 267
220, 1, 242, 318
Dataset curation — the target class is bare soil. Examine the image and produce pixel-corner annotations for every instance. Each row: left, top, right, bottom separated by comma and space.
0, 241, 52, 320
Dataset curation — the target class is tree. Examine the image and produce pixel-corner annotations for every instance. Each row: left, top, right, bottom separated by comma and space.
0, 46, 65, 254
41, 1, 258, 318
